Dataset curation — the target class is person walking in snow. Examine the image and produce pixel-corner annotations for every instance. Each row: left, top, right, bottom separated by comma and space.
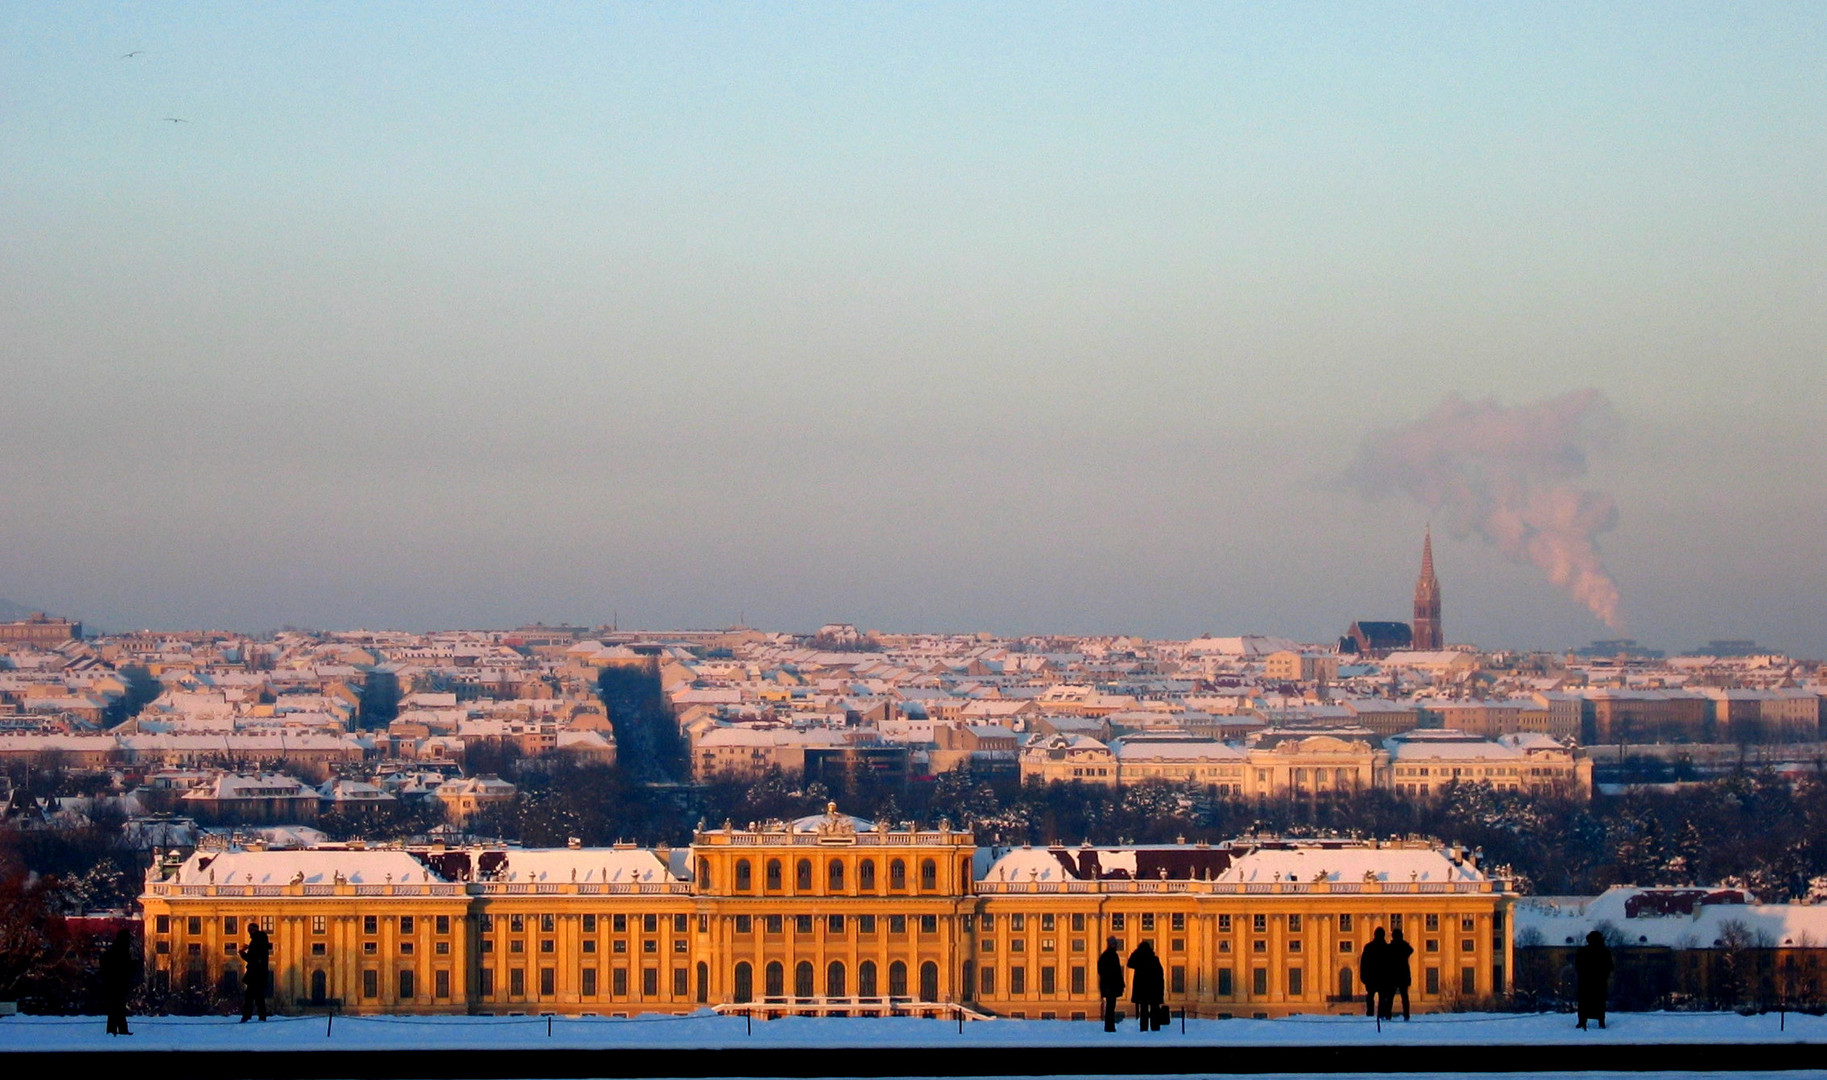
1360, 927, 1389, 1019
1126, 939, 1165, 1032
240, 925, 272, 1022
1386, 927, 1414, 1021
1574, 930, 1613, 1030
1097, 937, 1126, 1032
99, 928, 134, 1035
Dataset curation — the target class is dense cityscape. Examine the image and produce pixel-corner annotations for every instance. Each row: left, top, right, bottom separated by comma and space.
4, 537, 1827, 1022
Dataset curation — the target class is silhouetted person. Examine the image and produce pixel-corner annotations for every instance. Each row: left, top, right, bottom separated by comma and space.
1097, 936, 1126, 1032
99, 929, 133, 1035
1126, 939, 1165, 1032
240, 926, 272, 1022
1574, 929, 1613, 1030
1386, 927, 1414, 1021
1360, 927, 1389, 1019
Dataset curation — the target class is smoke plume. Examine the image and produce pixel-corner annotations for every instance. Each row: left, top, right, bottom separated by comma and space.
1347, 389, 1624, 628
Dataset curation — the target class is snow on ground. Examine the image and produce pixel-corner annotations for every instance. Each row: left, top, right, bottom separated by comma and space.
3, 1011, 1827, 1053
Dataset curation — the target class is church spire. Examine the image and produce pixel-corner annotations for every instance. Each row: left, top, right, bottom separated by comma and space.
1413, 529, 1443, 650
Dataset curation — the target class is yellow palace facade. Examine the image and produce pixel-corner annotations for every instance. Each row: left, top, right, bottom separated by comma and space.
140, 808, 1514, 1019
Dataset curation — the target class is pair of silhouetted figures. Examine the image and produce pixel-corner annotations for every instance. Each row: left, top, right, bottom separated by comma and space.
1097, 937, 1166, 1031
1574, 930, 1613, 1030
1359, 926, 1415, 1021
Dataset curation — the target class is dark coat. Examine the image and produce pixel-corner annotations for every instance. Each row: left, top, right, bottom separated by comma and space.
1574, 937, 1613, 1012
242, 930, 272, 979
1097, 947, 1126, 997
1126, 943, 1164, 1006
1359, 936, 1388, 991
1386, 934, 1415, 989
99, 933, 134, 1001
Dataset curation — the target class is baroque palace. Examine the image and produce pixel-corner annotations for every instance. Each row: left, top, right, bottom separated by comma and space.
140, 807, 1515, 1019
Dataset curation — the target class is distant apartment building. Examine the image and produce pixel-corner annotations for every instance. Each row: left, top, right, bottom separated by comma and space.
1263, 651, 1340, 683
0, 613, 82, 646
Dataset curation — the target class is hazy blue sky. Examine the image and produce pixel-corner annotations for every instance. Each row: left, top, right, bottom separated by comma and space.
3, 3, 1825, 654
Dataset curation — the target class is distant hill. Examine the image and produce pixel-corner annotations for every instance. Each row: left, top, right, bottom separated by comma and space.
0, 599, 37, 622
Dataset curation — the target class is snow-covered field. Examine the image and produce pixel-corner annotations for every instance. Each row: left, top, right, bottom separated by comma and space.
2, 1010, 1827, 1052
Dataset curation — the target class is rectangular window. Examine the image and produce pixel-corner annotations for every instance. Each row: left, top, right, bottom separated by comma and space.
542, 914, 556, 933
1040, 967, 1056, 994
400, 941, 414, 955
583, 914, 597, 933
699, 914, 709, 933
1171, 913, 1185, 932
1140, 913, 1155, 932
1426, 939, 1440, 953
1391, 914, 1403, 931
364, 942, 379, 955
1339, 940, 1355, 953
1071, 913, 1085, 932
1461, 967, 1477, 995
1425, 967, 1440, 995
261, 916, 274, 932
479, 914, 494, 932
540, 968, 555, 995
512, 915, 526, 933
1287, 914, 1302, 933
1011, 914, 1026, 931
735, 914, 752, 933
642, 968, 658, 996
795, 915, 813, 934
1338, 913, 1353, 932
613, 914, 626, 933
400, 916, 415, 935
582, 968, 597, 996
889, 915, 907, 934
435, 969, 450, 999
612, 968, 628, 996
156, 915, 171, 934
673, 967, 688, 997
363, 915, 378, 935
643, 939, 657, 953
510, 940, 525, 954
920, 915, 938, 934
510, 968, 525, 997
1218, 968, 1234, 996
399, 970, 416, 999
1110, 913, 1125, 931
857, 914, 875, 934
980, 966, 995, 995
1041, 914, 1056, 931
1171, 965, 1186, 994
312, 916, 326, 934
765, 915, 783, 934
672, 939, 687, 953
436, 941, 450, 955
311, 943, 326, 956
1287, 968, 1303, 996
1425, 913, 1440, 932
362, 969, 379, 998
827, 914, 845, 934
642, 914, 658, 933
480, 969, 494, 996
1461, 938, 1475, 953
1461, 917, 1476, 933
223, 916, 238, 935
1010, 967, 1026, 994
540, 939, 555, 953
1217, 914, 1232, 933
187, 916, 202, 935
436, 915, 450, 935
1287, 940, 1302, 953
1252, 914, 1266, 933
673, 914, 688, 934
1252, 968, 1267, 996
1070, 966, 1086, 994
612, 940, 626, 954
982, 914, 995, 931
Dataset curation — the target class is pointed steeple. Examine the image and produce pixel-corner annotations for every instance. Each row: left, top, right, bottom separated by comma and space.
1413, 529, 1443, 650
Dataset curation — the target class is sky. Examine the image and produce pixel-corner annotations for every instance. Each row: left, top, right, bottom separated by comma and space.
2, 3, 1825, 654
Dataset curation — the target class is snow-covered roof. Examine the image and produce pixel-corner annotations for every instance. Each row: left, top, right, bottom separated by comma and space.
1516, 886, 1827, 949
488, 848, 680, 884
176, 848, 435, 886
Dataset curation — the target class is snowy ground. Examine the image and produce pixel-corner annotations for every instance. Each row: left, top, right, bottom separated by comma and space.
3, 1010, 1827, 1053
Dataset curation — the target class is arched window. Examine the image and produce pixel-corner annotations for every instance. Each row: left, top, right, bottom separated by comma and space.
828, 860, 845, 891
735, 859, 752, 891
734, 962, 753, 1004
858, 859, 876, 890
765, 961, 784, 998
919, 858, 937, 891
888, 960, 908, 998
795, 960, 814, 998
858, 960, 878, 998
889, 859, 907, 891
311, 969, 328, 1003
697, 858, 711, 890
795, 859, 813, 891
826, 960, 845, 998
1339, 967, 1354, 999
765, 859, 782, 891
919, 961, 939, 1001
696, 961, 709, 1004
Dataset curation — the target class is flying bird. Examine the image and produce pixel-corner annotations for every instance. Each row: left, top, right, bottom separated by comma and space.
120, 51, 144, 59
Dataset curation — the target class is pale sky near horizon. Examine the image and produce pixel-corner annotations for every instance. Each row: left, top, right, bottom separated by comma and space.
3, 3, 1825, 654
